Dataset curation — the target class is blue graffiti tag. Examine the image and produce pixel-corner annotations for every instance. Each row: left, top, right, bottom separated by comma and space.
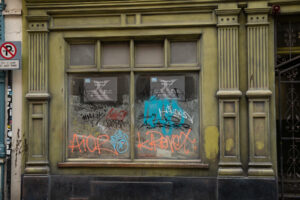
110, 130, 129, 154
143, 96, 186, 135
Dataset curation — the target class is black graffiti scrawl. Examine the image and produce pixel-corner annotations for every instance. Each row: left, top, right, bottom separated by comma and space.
84, 77, 117, 102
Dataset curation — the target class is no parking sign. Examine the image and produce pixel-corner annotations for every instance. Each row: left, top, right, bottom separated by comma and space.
0, 41, 21, 70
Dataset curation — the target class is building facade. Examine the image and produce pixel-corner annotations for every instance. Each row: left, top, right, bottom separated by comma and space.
1, 0, 23, 199
22, 0, 300, 199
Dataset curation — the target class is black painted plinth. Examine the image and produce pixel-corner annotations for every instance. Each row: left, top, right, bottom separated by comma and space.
90, 181, 173, 200
21, 175, 278, 200
22, 175, 49, 200
218, 177, 278, 200
49, 176, 216, 200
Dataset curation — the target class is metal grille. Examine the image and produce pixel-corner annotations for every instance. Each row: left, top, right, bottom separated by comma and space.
276, 15, 300, 199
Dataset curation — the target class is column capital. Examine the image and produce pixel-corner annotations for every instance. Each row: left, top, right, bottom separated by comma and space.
215, 8, 240, 27
26, 15, 50, 32
245, 4, 271, 26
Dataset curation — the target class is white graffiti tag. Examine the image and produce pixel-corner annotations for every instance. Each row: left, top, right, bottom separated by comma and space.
159, 105, 194, 124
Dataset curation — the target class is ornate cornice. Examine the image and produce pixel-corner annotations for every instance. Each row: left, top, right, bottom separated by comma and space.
26, 15, 50, 22
244, 7, 271, 14
26, 0, 218, 11
215, 8, 241, 16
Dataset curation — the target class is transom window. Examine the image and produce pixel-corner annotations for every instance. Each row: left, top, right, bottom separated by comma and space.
66, 37, 201, 161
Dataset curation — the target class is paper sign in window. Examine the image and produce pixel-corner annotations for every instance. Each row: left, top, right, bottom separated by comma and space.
84, 77, 117, 102
150, 76, 185, 101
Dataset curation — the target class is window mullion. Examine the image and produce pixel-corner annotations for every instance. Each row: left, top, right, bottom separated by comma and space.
130, 71, 135, 160
130, 39, 134, 69
164, 38, 169, 68
96, 40, 101, 71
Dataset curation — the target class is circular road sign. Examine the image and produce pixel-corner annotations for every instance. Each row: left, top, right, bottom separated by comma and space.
0, 42, 17, 60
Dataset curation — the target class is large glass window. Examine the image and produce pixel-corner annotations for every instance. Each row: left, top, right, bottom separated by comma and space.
135, 73, 199, 159
67, 38, 201, 162
68, 74, 130, 159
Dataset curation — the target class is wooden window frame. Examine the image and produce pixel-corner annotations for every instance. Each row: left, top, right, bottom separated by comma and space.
58, 36, 208, 169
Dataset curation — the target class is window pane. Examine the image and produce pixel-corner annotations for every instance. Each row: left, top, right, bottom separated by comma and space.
68, 74, 130, 159
102, 42, 130, 66
135, 73, 200, 159
170, 41, 197, 64
135, 42, 164, 66
70, 44, 95, 66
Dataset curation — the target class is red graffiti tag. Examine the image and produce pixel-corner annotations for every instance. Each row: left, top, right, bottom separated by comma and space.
137, 129, 196, 155
106, 108, 128, 121
68, 133, 119, 155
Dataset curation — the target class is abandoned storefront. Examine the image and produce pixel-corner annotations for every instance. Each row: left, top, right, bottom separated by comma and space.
22, 0, 300, 199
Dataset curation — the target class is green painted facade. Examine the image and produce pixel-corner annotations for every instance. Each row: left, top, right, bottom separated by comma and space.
21, 0, 300, 199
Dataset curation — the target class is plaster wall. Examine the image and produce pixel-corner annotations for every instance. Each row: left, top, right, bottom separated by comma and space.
4, 0, 22, 199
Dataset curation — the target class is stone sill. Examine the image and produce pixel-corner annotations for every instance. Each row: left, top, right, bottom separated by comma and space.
58, 161, 209, 169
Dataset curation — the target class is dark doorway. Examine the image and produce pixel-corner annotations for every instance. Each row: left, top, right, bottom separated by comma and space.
276, 15, 300, 199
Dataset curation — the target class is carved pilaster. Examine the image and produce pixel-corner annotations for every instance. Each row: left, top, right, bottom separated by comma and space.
25, 16, 50, 174
216, 6, 243, 176
245, 5, 274, 176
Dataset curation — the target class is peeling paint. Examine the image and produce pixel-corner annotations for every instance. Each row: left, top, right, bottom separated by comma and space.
256, 141, 264, 150
225, 138, 234, 152
204, 126, 219, 160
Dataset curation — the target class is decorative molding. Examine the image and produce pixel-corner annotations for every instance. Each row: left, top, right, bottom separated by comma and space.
25, 101, 49, 174
246, 14, 269, 26
27, 16, 50, 32
244, 7, 271, 14
247, 25, 269, 89
216, 90, 242, 98
216, 6, 242, 176
218, 26, 239, 90
246, 5, 274, 177
49, 11, 216, 30
28, 32, 48, 92
218, 99, 243, 176
247, 99, 274, 176
26, 1, 218, 11
25, 93, 51, 100
25, 16, 50, 174
246, 89, 272, 98
215, 8, 241, 16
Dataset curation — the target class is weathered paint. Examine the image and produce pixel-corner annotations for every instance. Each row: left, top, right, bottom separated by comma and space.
20, 0, 286, 191
5, 0, 23, 197
225, 138, 234, 152
256, 141, 264, 150
204, 126, 219, 160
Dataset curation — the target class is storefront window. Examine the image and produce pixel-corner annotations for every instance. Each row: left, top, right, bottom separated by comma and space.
68, 74, 130, 159
67, 38, 201, 161
135, 73, 200, 159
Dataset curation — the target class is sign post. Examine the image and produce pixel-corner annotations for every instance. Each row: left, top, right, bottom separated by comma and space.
0, 41, 21, 70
